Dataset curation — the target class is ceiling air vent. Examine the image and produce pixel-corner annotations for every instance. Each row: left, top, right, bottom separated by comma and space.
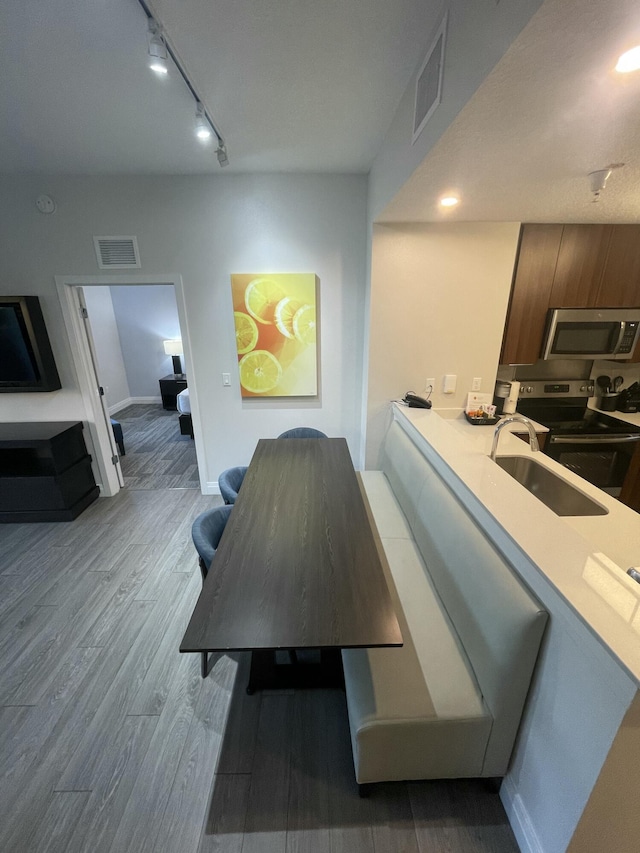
412, 12, 447, 144
93, 236, 141, 269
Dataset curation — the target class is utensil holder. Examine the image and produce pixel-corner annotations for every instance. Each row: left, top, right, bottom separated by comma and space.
598, 393, 620, 412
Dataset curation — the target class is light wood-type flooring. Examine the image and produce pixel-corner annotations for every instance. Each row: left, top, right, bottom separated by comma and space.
0, 484, 520, 852
116, 403, 199, 490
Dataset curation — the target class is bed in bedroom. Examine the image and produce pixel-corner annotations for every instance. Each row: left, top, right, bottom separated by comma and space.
177, 388, 194, 438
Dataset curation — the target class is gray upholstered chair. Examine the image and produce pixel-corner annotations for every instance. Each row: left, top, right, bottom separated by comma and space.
191, 503, 233, 676
218, 465, 248, 504
110, 418, 125, 456
277, 427, 327, 439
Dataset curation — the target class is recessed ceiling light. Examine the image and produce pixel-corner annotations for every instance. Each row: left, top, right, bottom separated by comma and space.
440, 196, 459, 208
615, 45, 640, 73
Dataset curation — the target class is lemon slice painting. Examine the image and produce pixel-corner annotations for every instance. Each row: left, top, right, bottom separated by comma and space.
274, 297, 302, 339
238, 350, 282, 394
244, 278, 285, 325
231, 273, 318, 397
234, 312, 259, 355
292, 304, 316, 345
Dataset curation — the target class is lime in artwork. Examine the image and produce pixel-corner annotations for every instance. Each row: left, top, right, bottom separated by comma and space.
231, 273, 318, 397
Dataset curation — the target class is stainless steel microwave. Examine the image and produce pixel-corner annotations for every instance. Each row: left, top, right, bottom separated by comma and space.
542, 308, 640, 361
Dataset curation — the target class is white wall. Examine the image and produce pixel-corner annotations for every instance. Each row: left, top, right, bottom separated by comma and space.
82, 286, 130, 411
365, 221, 520, 467
368, 0, 542, 221
110, 285, 181, 398
0, 173, 367, 488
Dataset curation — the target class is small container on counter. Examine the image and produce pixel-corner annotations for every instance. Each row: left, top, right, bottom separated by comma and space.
617, 383, 640, 413
598, 393, 620, 412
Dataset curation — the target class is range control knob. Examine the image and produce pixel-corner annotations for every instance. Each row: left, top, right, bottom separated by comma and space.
580, 384, 592, 392
521, 385, 534, 393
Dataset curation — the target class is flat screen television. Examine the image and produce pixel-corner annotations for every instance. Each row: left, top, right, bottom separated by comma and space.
0, 296, 62, 392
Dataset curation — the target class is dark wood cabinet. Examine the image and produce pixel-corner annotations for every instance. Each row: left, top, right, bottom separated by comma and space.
619, 442, 640, 513
513, 431, 548, 452
159, 374, 187, 410
0, 422, 99, 522
501, 224, 562, 365
596, 225, 640, 307
549, 224, 611, 308
501, 223, 640, 364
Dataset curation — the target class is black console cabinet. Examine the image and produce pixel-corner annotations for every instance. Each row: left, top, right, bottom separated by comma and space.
159, 374, 187, 410
0, 422, 100, 522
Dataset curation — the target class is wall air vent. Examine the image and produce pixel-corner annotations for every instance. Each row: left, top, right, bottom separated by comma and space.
93, 236, 141, 269
412, 12, 447, 144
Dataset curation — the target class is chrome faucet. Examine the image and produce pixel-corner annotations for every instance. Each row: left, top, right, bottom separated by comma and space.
490, 414, 539, 461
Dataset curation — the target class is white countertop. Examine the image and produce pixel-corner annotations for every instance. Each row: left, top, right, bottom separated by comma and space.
592, 407, 640, 428
393, 403, 640, 685
435, 407, 549, 434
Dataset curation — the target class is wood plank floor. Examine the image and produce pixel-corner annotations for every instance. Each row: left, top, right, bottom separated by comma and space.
116, 403, 199, 490
0, 486, 520, 852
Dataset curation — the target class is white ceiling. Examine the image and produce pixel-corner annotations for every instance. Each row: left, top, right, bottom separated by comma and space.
0, 0, 440, 175
2, 0, 639, 224
381, 0, 640, 223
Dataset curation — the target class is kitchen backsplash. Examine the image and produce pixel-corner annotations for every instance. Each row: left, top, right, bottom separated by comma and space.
499, 360, 639, 390
498, 358, 640, 413
498, 359, 592, 382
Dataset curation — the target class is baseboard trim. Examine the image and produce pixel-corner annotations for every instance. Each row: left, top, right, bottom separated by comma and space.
204, 481, 220, 496
500, 777, 543, 853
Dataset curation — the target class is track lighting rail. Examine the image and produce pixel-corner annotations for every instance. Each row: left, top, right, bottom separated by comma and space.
136, 0, 228, 164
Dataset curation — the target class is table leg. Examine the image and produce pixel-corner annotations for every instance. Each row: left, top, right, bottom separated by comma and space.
246, 648, 344, 693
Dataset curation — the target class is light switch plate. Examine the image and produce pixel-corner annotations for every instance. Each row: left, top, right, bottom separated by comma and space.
222, 373, 231, 386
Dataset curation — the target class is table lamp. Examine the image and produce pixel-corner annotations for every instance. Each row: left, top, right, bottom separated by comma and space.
163, 339, 184, 377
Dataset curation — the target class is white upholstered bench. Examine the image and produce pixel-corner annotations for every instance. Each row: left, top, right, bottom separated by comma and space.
342, 420, 548, 788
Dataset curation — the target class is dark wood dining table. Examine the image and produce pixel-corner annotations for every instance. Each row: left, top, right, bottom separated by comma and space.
180, 437, 402, 691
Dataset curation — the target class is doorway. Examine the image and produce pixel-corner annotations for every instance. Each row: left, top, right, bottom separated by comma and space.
56, 274, 204, 497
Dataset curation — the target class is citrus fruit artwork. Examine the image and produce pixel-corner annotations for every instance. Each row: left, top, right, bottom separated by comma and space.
231, 273, 318, 397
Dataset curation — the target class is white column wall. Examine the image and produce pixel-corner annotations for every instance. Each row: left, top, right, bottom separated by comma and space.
0, 174, 367, 488
365, 221, 520, 468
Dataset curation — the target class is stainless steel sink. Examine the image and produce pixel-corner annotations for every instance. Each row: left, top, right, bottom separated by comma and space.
495, 456, 609, 516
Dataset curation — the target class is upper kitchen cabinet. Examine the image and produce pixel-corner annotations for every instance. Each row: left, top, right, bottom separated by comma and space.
500, 224, 563, 364
549, 225, 611, 307
501, 223, 640, 364
596, 225, 640, 307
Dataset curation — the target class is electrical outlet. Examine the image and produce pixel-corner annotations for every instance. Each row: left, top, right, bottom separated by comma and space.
425, 378, 435, 394
472, 377, 482, 391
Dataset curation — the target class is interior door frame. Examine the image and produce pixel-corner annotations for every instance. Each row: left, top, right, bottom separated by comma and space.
56, 273, 202, 497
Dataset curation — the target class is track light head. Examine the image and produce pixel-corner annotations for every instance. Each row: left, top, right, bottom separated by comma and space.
140, 4, 226, 165
195, 103, 212, 141
147, 19, 168, 75
216, 144, 229, 167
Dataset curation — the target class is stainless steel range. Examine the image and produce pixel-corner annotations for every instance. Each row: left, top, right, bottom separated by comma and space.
516, 379, 640, 497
